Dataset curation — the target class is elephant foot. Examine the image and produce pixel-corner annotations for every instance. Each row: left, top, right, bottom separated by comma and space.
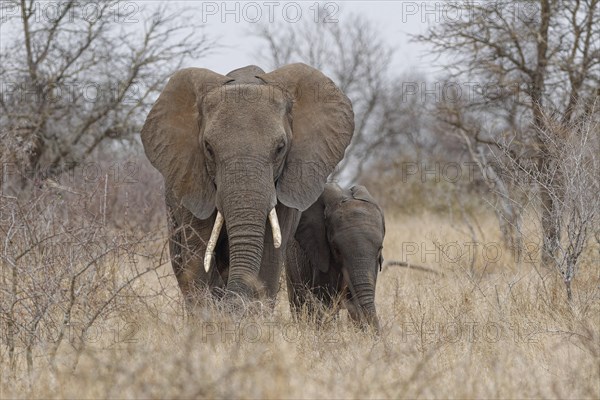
210, 286, 228, 300
220, 290, 270, 318
350, 315, 381, 337
346, 303, 381, 335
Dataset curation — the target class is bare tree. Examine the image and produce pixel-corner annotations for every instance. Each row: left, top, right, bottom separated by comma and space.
252, 9, 398, 182
0, 1, 217, 193
0, 183, 170, 381
498, 104, 599, 299
418, 0, 600, 267
429, 87, 529, 258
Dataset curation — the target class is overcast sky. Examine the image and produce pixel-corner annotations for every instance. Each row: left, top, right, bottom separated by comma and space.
184, 1, 444, 76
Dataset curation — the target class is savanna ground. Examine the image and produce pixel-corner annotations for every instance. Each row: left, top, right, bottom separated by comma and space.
1, 174, 598, 400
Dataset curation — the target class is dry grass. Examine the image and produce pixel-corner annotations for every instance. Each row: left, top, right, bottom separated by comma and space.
1, 211, 599, 399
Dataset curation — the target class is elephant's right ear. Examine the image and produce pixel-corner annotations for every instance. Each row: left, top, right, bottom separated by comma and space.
141, 68, 232, 219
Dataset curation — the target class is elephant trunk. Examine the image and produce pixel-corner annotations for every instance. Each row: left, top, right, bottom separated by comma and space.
343, 261, 380, 333
224, 205, 267, 297
216, 161, 277, 299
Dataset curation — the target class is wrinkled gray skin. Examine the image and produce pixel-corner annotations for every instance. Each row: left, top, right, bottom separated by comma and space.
141, 64, 354, 308
286, 183, 385, 332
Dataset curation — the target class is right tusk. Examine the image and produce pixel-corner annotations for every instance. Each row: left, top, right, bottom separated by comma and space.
204, 211, 224, 273
268, 208, 282, 249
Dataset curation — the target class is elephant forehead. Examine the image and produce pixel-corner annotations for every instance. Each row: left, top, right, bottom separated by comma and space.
330, 203, 384, 231
203, 84, 288, 116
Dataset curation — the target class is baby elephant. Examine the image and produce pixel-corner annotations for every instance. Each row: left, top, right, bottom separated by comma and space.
286, 183, 385, 332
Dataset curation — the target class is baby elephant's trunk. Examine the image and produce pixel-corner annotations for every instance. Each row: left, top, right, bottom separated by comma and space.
342, 261, 380, 333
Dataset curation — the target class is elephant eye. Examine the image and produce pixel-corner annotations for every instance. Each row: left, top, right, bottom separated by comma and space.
332, 244, 341, 257
205, 142, 214, 158
275, 140, 286, 156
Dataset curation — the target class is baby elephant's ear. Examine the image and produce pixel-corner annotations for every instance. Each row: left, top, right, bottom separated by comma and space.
350, 185, 385, 234
322, 182, 345, 217
350, 185, 377, 204
378, 248, 384, 272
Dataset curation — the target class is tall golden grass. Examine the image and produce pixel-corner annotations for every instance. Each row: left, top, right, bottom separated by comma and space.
1, 208, 598, 399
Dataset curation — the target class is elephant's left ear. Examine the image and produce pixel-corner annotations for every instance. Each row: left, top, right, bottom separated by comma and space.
258, 63, 354, 211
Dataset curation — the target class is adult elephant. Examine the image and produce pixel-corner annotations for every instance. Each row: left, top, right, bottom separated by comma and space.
141, 64, 354, 307
286, 183, 385, 332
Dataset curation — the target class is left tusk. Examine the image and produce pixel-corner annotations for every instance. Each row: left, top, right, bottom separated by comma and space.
204, 211, 224, 272
268, 208, 282, 249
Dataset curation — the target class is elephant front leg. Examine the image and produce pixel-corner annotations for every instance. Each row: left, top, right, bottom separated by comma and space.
284, 239, 313, 319
168, 206, 226, 309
